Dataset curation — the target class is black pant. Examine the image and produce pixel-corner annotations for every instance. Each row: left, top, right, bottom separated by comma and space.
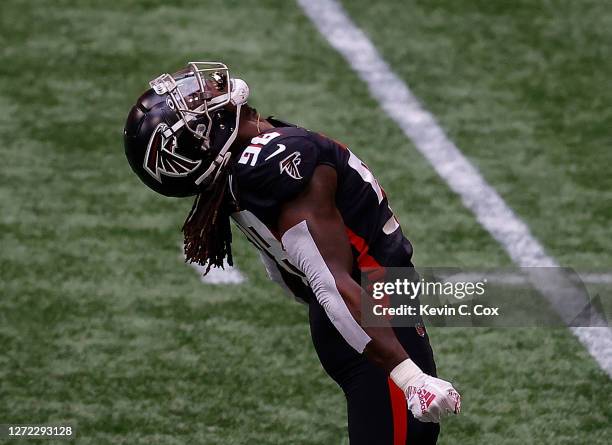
309, 300, 440, 445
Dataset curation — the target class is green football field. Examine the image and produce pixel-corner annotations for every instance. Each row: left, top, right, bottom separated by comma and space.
1, 1, 610, 444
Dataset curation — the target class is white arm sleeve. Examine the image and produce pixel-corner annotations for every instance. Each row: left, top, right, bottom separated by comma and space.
258, 252, 306, 304
281, 220, 372, 353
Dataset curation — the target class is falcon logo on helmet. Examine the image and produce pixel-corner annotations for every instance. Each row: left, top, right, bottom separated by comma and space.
143, 123, 202, 183
124, 61, 250, 197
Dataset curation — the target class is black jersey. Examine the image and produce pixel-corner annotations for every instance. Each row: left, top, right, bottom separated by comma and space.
229, 122, 414, 303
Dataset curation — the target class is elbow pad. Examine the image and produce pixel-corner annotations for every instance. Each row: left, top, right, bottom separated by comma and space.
281, 221, 372, 352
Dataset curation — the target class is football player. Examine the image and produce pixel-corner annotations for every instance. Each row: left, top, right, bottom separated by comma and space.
124, 62, 460, 444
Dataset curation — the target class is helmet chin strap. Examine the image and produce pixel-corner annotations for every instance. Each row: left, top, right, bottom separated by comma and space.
194, 102, 243, 186
211, 151, 232, 184
194, 78, 249, 186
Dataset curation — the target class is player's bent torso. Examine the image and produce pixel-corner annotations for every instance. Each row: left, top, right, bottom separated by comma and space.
229, 124, 440, 444
229, 124, 414, 304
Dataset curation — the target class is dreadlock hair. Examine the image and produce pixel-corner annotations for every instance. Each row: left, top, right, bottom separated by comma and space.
182, 167, 237, 275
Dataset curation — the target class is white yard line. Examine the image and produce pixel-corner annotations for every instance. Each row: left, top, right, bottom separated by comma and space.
581, 273, 612, 285
181, 247, 245, 284
196, 262, 245, 284
442, 271, 612, 286
297, 0, 611, 376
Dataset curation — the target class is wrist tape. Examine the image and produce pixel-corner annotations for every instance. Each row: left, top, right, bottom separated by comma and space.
390, 358, 423, 392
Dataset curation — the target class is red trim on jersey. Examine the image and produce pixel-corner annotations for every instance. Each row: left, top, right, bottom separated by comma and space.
344, 226, 379, 269
331, 137, 349, 150
345, 226, 393, 320
348, 228, 405, 442
315, 131, 349, 150
388, 377, 408, 445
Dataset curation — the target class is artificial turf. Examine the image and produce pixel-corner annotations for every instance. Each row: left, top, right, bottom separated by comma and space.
1, 1, 609, 443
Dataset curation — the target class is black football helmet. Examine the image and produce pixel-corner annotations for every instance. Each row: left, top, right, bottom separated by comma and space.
124, 62, 250, 197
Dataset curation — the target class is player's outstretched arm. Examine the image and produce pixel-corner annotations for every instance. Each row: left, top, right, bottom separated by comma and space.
278, 165, 460, 422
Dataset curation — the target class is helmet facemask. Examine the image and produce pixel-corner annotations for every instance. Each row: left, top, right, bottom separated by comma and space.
149, 62, 249, 187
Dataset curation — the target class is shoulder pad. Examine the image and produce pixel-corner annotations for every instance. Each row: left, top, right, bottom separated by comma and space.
234, 131, 319, 203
